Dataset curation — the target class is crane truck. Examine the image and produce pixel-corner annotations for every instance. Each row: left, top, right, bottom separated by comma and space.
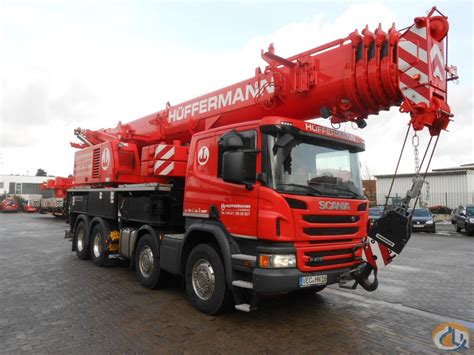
66, 7, 456, 314
40, 177, 74, 217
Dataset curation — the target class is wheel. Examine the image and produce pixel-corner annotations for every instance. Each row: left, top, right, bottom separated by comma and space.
90, 223, 108, 266
455, 224, 462, 232
135, 233, 169, 289
185, 244, 228, 315
74, 221, 90, 260
291, 285, 326, 296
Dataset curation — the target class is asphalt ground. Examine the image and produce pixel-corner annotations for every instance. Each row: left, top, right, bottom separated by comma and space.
0, 213, 472, 353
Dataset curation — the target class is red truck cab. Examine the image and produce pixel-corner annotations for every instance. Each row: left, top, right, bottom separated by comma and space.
182, 116, 367, 296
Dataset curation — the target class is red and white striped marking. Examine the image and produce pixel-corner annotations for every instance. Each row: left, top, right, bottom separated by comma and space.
430, 42, 445, 88
362, 236, 397, 269
154, 145, 175, 160
398, 24, 430, 106
154, 160, 175, 176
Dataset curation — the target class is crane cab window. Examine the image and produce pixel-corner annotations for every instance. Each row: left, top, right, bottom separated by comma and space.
217, 130, 257, 177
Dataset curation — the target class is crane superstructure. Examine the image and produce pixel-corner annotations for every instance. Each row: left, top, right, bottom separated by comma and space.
66, 7, 456, 314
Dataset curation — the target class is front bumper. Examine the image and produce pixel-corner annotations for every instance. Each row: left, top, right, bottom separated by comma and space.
411, 223, 435, 232
252, 267, 350, 294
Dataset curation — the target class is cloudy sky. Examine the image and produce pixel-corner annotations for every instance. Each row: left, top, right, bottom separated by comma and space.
0, 0, 472, 178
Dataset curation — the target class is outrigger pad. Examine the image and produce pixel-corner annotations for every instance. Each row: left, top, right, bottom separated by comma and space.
368, 210, 411, 255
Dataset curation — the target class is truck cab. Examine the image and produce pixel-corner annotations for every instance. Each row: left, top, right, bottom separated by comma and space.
180, 117, 367, 311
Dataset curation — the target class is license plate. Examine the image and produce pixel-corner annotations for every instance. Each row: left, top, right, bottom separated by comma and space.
413, 224, 424, 228
299, 275, 327, 288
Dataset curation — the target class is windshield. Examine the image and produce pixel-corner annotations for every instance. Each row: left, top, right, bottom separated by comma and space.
266, 133, 364, 198
466, 207, 474, 217
410, 209, 432, 217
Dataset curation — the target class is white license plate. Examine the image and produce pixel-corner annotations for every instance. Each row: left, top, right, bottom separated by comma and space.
299, 275, 327, 288
413, 224, 424, 228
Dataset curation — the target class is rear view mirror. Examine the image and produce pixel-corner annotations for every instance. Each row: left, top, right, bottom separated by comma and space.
222, 151, 257, 189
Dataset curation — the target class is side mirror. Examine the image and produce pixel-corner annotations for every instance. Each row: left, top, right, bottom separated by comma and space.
222, 133, 243, 150
222, 151, 256, 189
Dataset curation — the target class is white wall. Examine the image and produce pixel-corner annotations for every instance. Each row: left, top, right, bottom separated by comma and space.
0, 175, 50, 195
376, 172, 473, 208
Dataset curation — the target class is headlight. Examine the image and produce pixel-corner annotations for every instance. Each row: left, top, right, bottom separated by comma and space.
259, 254, 296, 268
425, 220, 434, 224
469, 218, 474, 223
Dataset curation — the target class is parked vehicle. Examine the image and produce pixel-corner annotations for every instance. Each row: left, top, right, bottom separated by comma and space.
23, 199, 39, 213
409, 208, 436, 233
453, 205, 474, 235
451, 205, 465, 224
0, 198, 19, 213
368, 207, 384, 227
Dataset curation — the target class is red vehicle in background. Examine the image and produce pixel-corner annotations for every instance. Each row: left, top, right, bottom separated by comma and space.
0, 198, 20, 212
39, 177, 74, 217
23, 199, 39, 213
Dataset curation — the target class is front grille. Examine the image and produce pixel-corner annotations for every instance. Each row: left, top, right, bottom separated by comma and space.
303, 215, 360, 223
297, 212, 363, 272
304, 227, 358, 236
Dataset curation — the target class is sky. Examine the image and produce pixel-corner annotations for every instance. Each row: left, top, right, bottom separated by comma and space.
0, 0, 473, 178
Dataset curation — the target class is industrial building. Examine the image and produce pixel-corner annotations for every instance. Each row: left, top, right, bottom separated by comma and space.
375, 163, 474, 208
0, 174, 53, 201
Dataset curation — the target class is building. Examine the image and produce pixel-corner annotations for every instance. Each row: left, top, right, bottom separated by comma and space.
0, 174, 53, 201
375, 163, 474, 208
362, 179, 377, 206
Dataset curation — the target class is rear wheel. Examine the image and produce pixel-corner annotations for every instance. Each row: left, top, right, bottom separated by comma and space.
135, 233, 169, 289
74, 221, 90, 260
90, 223, 108, 266
185, 244, 228, 315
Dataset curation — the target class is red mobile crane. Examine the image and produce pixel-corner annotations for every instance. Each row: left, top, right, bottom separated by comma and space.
67, 7, 456, 314
40, 177, 74, 217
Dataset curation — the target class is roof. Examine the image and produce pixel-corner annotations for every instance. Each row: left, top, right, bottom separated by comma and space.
375, 170, 470, 179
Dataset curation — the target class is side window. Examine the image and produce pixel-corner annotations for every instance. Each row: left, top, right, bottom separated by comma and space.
217, 130, 257, 177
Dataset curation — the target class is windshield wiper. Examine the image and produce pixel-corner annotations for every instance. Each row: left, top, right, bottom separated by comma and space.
277, 183, 323, 195
308, 182, 362, 198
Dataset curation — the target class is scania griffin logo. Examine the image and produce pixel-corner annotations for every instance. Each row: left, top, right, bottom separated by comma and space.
319, 201, 350, 210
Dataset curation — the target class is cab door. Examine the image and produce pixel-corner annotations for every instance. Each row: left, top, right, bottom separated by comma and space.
209, 129, 260, 240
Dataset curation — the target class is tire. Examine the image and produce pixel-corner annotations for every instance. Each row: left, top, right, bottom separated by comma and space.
74, 221, 90, 260
90, 223, 108, 266
291, 285, 326, 296
135, 233, 169, 289
185, 244, 228, 315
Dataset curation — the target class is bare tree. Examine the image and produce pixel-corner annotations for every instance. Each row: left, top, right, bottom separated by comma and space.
362, 164, 373, 180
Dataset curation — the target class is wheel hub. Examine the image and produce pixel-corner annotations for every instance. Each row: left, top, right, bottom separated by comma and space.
192, 259, 215, 300
77, 229, 84, 252
93, 233, 102, 258
139, 246, 154, 278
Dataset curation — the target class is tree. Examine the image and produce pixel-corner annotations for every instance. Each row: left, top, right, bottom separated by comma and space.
361, 164, 374, 180
35, 168, 47, 177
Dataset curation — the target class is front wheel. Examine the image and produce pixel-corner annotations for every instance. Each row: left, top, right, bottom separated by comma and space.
185, 244, 228, 315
